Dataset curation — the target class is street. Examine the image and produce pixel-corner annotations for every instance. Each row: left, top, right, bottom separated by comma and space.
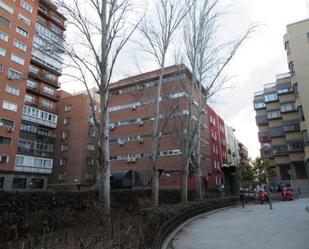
171, 198, 309, 249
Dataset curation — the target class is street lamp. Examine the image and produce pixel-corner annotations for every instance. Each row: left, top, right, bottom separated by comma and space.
261, 143, 273, 210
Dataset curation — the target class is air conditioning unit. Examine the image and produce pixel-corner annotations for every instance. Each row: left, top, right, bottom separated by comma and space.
109, 123, 115, 130
117, 89, 122, 95
7, 127, 14, 132
118, 139, 125, 146
139, 120, 144, 126
131, 158, 136, 163
132, 105, 137, 110
126, 157, 131, 163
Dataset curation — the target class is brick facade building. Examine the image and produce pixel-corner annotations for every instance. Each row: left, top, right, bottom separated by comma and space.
0, 0, 65, 190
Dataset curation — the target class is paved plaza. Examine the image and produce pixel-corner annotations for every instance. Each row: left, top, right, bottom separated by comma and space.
171, 198, 309, 249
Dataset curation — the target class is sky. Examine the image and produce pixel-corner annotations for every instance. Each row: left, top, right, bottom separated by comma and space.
61, 0, 309, 160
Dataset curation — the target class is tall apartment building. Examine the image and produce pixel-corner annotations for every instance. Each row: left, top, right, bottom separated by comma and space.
49, 89, 99, 190
207, 105, 227, 187
254, 19, 309, 188
108, 65, 211, 190
0, 0, 65, 190
283, 19, 309, 178
254, 74, 307, 187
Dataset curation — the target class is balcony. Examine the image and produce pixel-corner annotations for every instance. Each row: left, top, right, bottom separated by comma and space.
17, 147, 53, 158
287, 141, 304, 153
269, 126, 285, 138
26, 85, 59, 101
22, 105, 57, 129
255, 115, 268, 126
258, 131, 270, 143
300, 121, 307, 132
14, 154, 53, 174
272, 145, 288, 156
31, 48, 62, 76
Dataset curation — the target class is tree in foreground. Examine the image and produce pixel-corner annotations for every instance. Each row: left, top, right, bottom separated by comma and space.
139, 0, 190, 207
55, 0, 141, 214
180, 0, 258, 202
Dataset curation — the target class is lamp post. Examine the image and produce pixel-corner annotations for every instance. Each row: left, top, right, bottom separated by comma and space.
261, 143, 273, 210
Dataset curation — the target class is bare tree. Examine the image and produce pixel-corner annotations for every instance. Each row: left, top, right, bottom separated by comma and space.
139, 0, 190, 206
54, 0, 142, 214
181, 0, 258, 202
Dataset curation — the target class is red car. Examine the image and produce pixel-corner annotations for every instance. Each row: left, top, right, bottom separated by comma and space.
281, 188, 294, 201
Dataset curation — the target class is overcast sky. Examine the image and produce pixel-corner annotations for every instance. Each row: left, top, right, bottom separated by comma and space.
61, 0, 308, 160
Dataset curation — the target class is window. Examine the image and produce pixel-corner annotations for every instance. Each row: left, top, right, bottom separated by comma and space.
38, 129, 48, 136
64, 105, 72, 112
62, 131, 70, 140
0, 64, 3, 72
21, 122, 37, 133
281, 102, 295, 113
86, 157, 94, 165
20, 1, 33, 13
61, 144, 69, 152
42, 86, 55, 95
267, 110, 281, 120
307, 33, 309, 43
0, 1, 13, 14
12, 178, 26, 189
16, 26, 28, 38
11, 54, 25, 65
64, 117, 71, 125
58, 172, 65, 180
0, 136, 11, 146
24, 94, 35, 104
264, 93, 278, 102
0, 46, 6, 56
60, 158, 68, 166
289, 62, 295, 76
42, 99, 53, 109
0, 118, 14, 129
0, 15, 10, 27
18, 13, 31, 25
0, 154, 8, 163
284, 41, 291, 55
27, 79, 37, 89
87, 143, 95, 151
5, 85, 20, 96
293, 83, 299, 98
0, 31, 8, 42
8, 69, 22, 80
85, 172, 94, 180
13, 39, 27, 51
88, 130, 96, 138
31, 178, 44, 189
254, 102, 266, 109
2, 100, 17, 112
29, 65, 39, 74
278, 88, 292, 94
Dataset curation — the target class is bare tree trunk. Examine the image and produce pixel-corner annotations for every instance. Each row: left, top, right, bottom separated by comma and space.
151, 57, 166, 207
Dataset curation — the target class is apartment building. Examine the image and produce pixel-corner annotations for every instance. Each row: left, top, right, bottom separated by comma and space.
283, 19, 309, 178
254, 74, 307, 187
0, 0, 65, 190
49, 89, 99, 190
206, 105, 227, 188
225, 125, 239, 167
108, 65, 211, 190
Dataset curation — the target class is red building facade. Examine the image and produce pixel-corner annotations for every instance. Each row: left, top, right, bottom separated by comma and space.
206, 105, 227, 188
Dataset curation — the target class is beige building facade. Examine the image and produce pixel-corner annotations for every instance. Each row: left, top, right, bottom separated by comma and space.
284, 19, 309, 165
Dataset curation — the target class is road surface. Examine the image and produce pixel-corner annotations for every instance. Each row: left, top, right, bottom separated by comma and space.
171, 198, 309, 249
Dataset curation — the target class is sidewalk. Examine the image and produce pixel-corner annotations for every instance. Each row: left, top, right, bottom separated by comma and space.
172, 198, 309, 249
